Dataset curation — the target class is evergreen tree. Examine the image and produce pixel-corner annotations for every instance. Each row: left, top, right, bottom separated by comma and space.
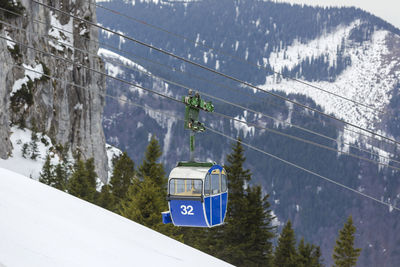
110, 152, 135, 203
274, 221, 298, 267
332, 215, 361, 267
120, 177, 164, 227
85, 158, 97, 190
39, 153, 67, 191
297, 238, 323, 267
206, 139, 275, 266
39, 154, 54, 186
137, 136, 166, 187
21, 143, 29, 158
97, 184, 115, 211
54, 143, 72, 190
244, 186, 275, 266
53, 162, 67, 191
30, 131, 39, 160
67, 158, 97, 203
119, 137, 182, 240
215, 139, 252, 265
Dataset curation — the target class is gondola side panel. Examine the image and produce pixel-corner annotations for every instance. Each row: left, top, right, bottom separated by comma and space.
169, 199, 208, 227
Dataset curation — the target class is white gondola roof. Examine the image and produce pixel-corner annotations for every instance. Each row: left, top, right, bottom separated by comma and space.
169, 166, 210, 180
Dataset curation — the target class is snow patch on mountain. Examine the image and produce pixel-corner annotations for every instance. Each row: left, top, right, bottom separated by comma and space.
145, 105, 177, 129
48, 13, 73, 53
268, 21, 360, 72
233, 110, 255, 138
0, 127, 57, 179
4, 29, 15, 49
260, 28, 399, 136
99, 48, 174, 99
0, 127, 121, 182
163, 119, 175, 158
11, 63, 44, 96
106, 144, 122, 179
98, 24, 127, 48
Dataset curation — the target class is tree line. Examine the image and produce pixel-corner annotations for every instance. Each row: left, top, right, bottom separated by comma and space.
39, 136, 361, 266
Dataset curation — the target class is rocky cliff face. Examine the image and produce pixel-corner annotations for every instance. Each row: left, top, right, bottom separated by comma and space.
0, 0, 108, 181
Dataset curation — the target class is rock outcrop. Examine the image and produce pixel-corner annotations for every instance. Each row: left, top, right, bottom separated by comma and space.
0, 0, 108, 181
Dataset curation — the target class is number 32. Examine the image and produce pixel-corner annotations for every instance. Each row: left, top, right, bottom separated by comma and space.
180, 205, 194, 215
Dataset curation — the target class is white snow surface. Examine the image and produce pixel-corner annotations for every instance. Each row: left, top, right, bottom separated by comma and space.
4, 30, 15, 49
0, 127, 56, 179
11, 64, 44, 97
233, 110, 255, 138
106, 144, 122, 179
99, 48, 174, 99
48, 13, 73, 52
268, 21, 360, 73
260, 25, 399, 133
98, 48, 149, 75
0, 168, 231, 267
0, 127, 122, 182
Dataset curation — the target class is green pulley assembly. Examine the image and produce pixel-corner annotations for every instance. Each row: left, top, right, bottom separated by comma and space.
182, 90, 214, 161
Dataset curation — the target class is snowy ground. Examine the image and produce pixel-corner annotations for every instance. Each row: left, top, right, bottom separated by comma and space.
0, 127, 56, 179
0, 168, 231, 267
0, 127, 121, 182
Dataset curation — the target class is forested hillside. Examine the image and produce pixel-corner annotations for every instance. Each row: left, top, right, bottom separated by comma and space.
96, 1, 400, 265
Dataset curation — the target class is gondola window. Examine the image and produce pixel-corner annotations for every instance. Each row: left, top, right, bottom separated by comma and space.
169, 179, 202, 196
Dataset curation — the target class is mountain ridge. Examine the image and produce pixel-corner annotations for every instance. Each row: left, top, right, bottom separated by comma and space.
97, 1, 400, 265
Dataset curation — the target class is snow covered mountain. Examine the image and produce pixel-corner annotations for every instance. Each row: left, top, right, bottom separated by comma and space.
96, 0, 400, 265
0, 167, 231, 267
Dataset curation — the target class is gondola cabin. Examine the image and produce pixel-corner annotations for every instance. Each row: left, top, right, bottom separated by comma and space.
162, 162, 228, 227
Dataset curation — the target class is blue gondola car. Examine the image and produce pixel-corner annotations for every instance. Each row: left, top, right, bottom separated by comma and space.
162, 162, 228, 227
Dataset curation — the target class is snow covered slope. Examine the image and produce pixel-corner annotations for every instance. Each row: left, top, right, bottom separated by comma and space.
0, 168, 231, 267
0, 127, 57, 180
0, 127, 121, 183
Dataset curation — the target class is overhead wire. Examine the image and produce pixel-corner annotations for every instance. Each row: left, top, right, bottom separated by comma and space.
31, 0, 400, 147
0, 6, 390, 148
2, 32, 400, 171
99, 42, 386, 146
95, 2, 384, 115
8, 62, 400, 213
2, 18, 399, 169
0, 36, 181, 105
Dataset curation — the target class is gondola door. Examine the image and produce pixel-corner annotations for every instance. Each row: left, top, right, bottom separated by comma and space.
204, 170, 223, 226
211, 172, 222, 226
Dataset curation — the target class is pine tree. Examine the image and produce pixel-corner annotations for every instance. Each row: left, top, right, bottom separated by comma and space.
119, 137, 182, 240
30, 131, 39, 160
54, 143, 72, 191
274, 220, 298, 267
243, 186, 275, 266
85, 158, 97, 190
67, 159, 88, 199
297, 238, 323, 267
21, 143, 29, 158
208, 139, 275, 267
332, 215, 361, 267
39, 154, 55, 186
67, 158, 97, 203
53, 162, 67, 191
39, 152, 67, 191
97, 184, 115, 211
137, 136, 166, 187
109, 152, 135, 203
215, 139, 252, 265
120, 177, 163, 227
